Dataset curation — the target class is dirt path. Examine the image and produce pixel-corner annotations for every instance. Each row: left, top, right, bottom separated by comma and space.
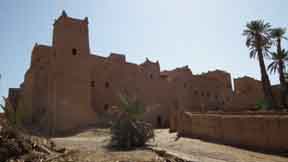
153, 129, 288, 162
53, 129, 160, 162
52, 129, 288, 162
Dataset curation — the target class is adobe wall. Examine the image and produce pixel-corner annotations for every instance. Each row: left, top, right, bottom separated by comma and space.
88, 54, 173, 128
174, 112, 288, 152
227, 76, 264, 111
164, 68, 234, 112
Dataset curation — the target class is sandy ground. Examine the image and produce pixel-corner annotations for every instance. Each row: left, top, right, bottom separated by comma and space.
53, 129, 160, 162
52, 129, 288, 162
153, 129, 288, 162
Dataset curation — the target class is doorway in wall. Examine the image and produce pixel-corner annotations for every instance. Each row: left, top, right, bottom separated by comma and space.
157, 115, 162, 128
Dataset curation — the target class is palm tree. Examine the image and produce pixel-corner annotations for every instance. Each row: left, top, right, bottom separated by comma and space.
268, 49, 288, 107
243, 20, 275, 108
110, 94, 154, 149
270, 28, 287, 108
270, 28, 287, 54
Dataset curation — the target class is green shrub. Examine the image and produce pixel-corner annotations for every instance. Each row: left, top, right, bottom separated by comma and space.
110, 94, 154, 149
255, 99, 271, 110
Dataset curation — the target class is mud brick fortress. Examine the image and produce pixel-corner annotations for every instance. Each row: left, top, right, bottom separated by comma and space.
7, 12, 286, 145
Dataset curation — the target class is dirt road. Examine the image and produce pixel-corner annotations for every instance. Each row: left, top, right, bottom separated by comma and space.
53, 129, 288, 162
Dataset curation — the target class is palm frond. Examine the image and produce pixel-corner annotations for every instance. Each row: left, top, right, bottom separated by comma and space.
267, 62, 278, 74
119, 93, 144, 119
243, 20, 272, 59
249, 49, 257, 58
270, 27, 287, 39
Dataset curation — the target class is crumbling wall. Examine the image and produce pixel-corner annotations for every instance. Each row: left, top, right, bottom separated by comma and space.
174, 112, 288, 152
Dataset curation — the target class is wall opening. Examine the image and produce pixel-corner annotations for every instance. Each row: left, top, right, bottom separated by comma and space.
105, 82, 110, 88
90, 81, 95, 87
104, 104, 109, 111
157, 115, 162, 128
72, 48, 77, 55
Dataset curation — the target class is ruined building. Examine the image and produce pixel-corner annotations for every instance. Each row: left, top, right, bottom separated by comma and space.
8, 12, 270, 133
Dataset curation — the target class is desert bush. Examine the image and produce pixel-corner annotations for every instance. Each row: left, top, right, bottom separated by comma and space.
255, 99, 271, 110
110, 94, 154, 149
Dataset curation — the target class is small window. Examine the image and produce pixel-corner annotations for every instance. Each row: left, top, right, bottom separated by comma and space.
104, 104, 109, 111
150, 74, 153, 79
207, 92, 210, 97
105, 82, 110, 88
194, 90, 198, 95
201, 92, 204, 97
72, 48, 77, 55
90, 81, 95, 87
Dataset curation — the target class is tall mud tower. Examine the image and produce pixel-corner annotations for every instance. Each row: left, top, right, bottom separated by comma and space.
51, 11, 95, 132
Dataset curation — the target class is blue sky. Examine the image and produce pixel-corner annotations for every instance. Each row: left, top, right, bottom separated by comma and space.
0, 0, 287, 104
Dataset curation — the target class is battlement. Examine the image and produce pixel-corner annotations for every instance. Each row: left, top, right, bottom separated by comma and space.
53, 11, 90, 55
140, 58, 159, 68
108, 53, 126, 64
54, 10, 88, 27
31, 44, 53, 67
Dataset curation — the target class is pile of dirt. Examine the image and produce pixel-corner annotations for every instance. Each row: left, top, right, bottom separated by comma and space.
0, 124, 68, 162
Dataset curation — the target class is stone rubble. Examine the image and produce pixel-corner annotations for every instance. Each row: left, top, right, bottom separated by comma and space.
0, 122, 68, 162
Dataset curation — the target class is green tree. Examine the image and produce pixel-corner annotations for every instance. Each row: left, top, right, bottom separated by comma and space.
268, 49, 288, 108
243, 20, 275, 108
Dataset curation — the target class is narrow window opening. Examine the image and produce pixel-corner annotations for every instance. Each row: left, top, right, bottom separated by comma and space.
104, 104, 109, 111
105, 82, 110, 88
157, 115, 162, 128
72, 48, 77, 56
90, 81, 95, 87
150, 74, 153, 79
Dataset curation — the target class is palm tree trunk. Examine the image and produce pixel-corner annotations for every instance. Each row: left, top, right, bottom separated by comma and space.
278, 60, 287, 108
277, 39, 281, 54
276, 38, 287, 108
257, 48, 275, 108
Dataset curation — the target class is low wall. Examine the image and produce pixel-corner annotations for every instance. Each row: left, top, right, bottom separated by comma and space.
175, 112, 288, 152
